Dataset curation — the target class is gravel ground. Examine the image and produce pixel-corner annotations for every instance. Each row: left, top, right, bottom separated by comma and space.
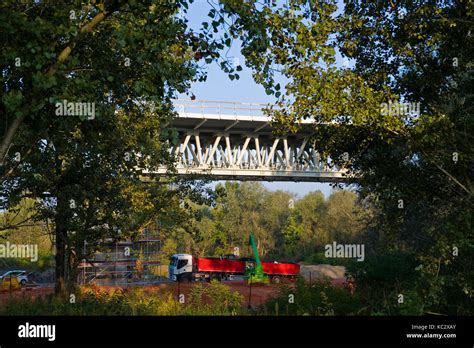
299, 264, 347, 280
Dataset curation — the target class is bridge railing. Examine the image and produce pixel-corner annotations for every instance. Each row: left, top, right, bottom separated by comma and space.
172, 99, 276, 116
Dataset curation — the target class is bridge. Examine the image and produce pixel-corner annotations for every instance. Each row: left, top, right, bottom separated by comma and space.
145, 100, 347, 182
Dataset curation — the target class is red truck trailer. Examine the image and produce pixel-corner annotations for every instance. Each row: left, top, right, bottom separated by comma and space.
169, 254, 300, 283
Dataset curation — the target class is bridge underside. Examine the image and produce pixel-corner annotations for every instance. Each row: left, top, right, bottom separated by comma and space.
152, 167, 346, 182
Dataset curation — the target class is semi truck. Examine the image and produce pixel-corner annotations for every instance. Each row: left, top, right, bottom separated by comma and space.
168, 233, 300, 283
168, 254, 300, 283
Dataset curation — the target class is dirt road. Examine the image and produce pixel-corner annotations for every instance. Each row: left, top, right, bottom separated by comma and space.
0, 266, 349, 309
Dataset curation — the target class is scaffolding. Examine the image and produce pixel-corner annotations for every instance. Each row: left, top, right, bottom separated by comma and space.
77, 227, 164, 285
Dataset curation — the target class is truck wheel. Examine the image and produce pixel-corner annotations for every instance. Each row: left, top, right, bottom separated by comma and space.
271, 276, 281, 284
180, 274, 192, 283
20, 279, 27, 286
210, 273, 222, 282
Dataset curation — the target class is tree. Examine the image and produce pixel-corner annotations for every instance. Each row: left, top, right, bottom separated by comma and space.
294, 191, 326, 253
0, 198, 54, 270
260, 190, 293, 257
323, 190, 365, 244
213, 182, 273, 257
158, 238, 177, 265
281, 211, 304, 259
232, 0, 473, 313
0, 0, 217, 295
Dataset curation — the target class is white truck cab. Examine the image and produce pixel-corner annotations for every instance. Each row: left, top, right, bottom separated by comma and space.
168, 254, 193, 281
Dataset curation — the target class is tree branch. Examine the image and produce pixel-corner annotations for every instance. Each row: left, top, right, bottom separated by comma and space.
1, 5, 119, 167
422, 150, 472, 195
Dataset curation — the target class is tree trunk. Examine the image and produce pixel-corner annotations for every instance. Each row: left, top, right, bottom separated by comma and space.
54, 217, 67, 296
54, 193, 68, 297
0, 115, 24, 166
67, 252, 79, 294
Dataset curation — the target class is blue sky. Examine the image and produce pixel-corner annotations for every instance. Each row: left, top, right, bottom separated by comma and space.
177, 1, 346, 198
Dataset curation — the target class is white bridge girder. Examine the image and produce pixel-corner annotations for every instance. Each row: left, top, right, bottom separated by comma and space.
145, 100, 347, 182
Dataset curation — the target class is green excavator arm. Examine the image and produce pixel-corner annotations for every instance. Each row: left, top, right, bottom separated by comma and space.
245, 232, 269, 284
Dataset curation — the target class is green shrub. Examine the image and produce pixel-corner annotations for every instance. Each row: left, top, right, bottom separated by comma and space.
345, 250, 421, 315
261, 277, 362, 315
186, 280, 243, 315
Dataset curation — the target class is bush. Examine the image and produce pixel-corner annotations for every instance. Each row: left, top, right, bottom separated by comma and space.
345, 250, 421, 314
187, 280, 243, 315
261, 277, 362, 315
